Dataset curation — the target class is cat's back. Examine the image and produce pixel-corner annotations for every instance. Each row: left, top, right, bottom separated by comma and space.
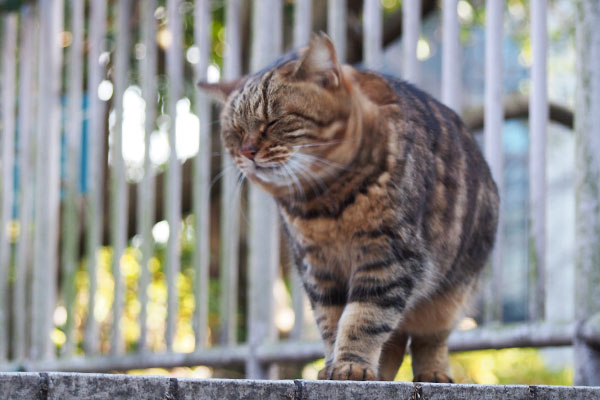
353, 68, 499, 280
353, 69, 480, 159
354, 67, 496, 202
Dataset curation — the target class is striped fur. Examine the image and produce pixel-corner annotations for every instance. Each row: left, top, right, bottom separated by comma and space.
199, 33, 499, 382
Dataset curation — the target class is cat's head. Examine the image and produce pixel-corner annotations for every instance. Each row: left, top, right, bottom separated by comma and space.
198, 33, 364, 198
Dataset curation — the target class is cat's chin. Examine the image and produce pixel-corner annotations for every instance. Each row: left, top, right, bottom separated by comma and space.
243, 171, 298, 198
254, 168, 280, 184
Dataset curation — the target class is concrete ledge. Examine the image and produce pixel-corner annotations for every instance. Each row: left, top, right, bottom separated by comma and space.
1, 373, 599, 400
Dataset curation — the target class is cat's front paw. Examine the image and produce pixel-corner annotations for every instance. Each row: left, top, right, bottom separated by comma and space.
328, 362, 376, 381
317, 367, 329, 380
413, 371, 454, 383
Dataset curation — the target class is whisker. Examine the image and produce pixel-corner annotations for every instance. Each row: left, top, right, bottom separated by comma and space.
282, 163, 306, 203
210, 163, 238, 192
293, 152, 351, 173
205, 118, 223, 128
279, 165, 298, 205
228, 169, 244, 208
289, 158, 328, 197
290, 166, 320, 199
232, 170, 251, 226
291, 139, 350, 149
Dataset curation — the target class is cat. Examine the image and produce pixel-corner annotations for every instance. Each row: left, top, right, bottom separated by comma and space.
198, 33, 499, 383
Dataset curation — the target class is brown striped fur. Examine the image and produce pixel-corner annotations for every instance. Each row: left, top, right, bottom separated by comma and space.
198, 33, 499, 382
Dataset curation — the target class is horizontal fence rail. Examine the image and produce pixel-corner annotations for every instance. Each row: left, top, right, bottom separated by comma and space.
0, 322, 577, 373
0, 0, 598, 384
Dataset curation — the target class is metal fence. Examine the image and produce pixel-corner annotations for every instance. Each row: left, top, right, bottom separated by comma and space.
0, 0, 599, 384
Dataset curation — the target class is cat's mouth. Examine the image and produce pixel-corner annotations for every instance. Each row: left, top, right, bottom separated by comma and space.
255, 164, 280, 171
235, 156, 287, 184
252, 163, 287, 184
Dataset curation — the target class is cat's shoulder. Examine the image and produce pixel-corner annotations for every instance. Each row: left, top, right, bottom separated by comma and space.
353, 67, 447, 110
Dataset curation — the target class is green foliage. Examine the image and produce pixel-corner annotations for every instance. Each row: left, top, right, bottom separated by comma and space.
449, 348, 573, 385
381, 0, 402, 15
396, 348, 572, 385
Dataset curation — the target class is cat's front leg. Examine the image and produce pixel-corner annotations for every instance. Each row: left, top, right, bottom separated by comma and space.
328, 302, 402, 380
311, 304, 344, 379
298, 254, 348, 379
328, 259, 418, 380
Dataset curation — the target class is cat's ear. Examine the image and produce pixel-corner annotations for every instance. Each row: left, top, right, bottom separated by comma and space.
293, 32, 342, 89
196, 79, 242, 103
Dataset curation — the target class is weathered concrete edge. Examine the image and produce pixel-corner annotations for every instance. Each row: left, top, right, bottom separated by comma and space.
1, 372, 599, 400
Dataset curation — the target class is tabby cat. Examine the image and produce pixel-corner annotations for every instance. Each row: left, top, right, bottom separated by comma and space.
198, 33, 499, 382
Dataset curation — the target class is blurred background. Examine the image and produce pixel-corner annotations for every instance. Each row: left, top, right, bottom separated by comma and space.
0, 0, 597, 386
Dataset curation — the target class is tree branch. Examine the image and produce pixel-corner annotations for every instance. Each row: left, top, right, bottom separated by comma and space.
346, 0, 438, 64
462, 93, 574, 132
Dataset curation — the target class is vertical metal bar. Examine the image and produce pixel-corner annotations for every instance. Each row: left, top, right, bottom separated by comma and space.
246, 0, 282, 379
84, 0, 108, 355
289, 269, 305, 341
290, 0, 312, 341
110, 0, 131, 355
484, 0, 504, 323
528, 0, 547, 322
574, 0, 600, 386
294, 0, 312, 48
441, 0, 461, 111
0, 13, 18, 362
363, 0, 382, 70
165, 0, 183, 352
32, 0, 64, 360
137, 0, 158, 353
223, 1, 241, 102
219, 0, 242, 347
61, 0, 85, 357
271, 1, 283, 72
193, 0, 211, 350
402, 0, 421, 84
327, 0, 346, 63
13, 5, 36, 361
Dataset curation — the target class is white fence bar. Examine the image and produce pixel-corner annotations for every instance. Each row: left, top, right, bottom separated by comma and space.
84, 0, 108, 355
484, 0, 504, 323
272, 0, 283, 64
294, 0, 312, 48
363, 0, 382, 70
528, 0, 547, 322
574, 0, 600, 386
138, 0, 158, 353
327, 0, 346, 63
219, 0, 242, 347
247, 0, 282, 379
289, 268, 305, 341
0, 13, 18, 362
402, 0, 421, 84
61, 0, 85, 357
110, 0, 132, 355
165, 0, 184, 352
32, 0, 64, 360
290, 0, 313, 341
193, 0, 211, 350
442, 0, 461, 111
13, 5, 36, 362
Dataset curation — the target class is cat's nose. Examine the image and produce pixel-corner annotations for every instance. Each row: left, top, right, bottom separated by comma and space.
240, 143, 258, 160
